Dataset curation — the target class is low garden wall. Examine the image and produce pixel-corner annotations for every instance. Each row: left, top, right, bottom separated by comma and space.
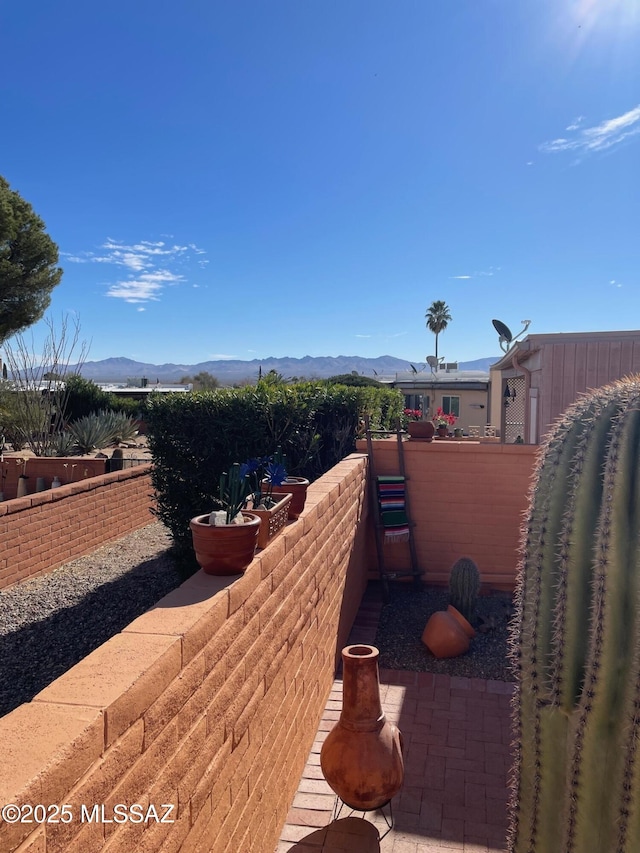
0, 465, 154, 590
0, 453, 370, 853
357, 437, 537, 590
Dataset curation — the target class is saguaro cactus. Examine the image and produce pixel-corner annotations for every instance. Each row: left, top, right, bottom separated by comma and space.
448, 556, 481, 622
509, 376, 640, 853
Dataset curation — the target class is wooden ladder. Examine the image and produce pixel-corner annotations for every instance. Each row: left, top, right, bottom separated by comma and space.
364, 415, 423, 600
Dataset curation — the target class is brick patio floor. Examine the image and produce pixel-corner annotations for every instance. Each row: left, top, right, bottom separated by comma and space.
276, 586, 514, 852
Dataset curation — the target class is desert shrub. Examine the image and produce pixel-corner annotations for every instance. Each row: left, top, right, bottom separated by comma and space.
326, 374, 384, 387
63, 375, 112, 421
64, 375, 145, 421
146, 382, 403, 552
108, 394, 145, 418
0, 386, 27, 450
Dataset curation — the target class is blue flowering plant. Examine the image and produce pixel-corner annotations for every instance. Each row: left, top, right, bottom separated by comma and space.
240, 454, 288, 510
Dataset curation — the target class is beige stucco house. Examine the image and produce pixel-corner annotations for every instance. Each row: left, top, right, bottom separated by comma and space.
390, 366, 491, 435
490, 330, 640, 443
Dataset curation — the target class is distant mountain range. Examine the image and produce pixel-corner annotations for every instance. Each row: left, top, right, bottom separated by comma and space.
71, 355, 499, 384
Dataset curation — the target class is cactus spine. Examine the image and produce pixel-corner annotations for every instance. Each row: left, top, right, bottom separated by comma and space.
509, 377, 640, 853
448, 557, 480, 622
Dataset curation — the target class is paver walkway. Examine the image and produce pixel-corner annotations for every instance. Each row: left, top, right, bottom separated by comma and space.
276, 587, 514, 852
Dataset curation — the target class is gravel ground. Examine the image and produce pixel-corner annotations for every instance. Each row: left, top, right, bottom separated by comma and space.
0, 522, 515, 719
0, 522, 183, 718
374, 583, 516, 681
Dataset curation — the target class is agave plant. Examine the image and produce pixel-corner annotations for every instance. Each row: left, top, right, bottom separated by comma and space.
40, 431, 77, 457
99, 410, 139, 445
68, 412, 117, 454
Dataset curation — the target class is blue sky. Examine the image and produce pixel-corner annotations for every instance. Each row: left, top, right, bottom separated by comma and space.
1, 0, 639, 366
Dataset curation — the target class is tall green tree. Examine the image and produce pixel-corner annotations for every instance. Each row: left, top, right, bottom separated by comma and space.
0, 176, 63, 345
180, 371, 220, 390
425, 300, 452, 362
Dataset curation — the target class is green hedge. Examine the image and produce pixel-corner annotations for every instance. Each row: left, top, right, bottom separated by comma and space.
146, 381, 403, 551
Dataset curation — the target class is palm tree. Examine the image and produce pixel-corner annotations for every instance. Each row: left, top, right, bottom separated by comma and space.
425, 300, 452, 362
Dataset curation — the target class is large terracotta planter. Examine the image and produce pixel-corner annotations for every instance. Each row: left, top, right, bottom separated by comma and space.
268, 476, 310, 519
407, 421, 435, 441
190, 511, 261, 575
249, 492, 293, 548
320, 644, 404, 810
421, 605, 475, 658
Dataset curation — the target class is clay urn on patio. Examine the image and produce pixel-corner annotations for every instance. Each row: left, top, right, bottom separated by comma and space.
320, 644, 404, 810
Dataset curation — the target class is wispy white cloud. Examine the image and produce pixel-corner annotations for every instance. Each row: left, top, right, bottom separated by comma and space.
106, 270, 184, 304
450, 266, 499, 281
209, 354, 237, 360
566, 116, 585, 131
540, 105, 640, 156
610, 279, 623, 288
62, 238, 207, 304
355, 331, 406, 341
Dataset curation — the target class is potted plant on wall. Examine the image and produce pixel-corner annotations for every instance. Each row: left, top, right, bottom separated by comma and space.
241, 455, 293, 547
433, 407, 457, 438
263, 447, 310, 519
403, 408, 435, 441
190, 464, 262, 576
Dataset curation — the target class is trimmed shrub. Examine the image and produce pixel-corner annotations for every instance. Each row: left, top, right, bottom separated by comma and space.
146, 381, 403, 551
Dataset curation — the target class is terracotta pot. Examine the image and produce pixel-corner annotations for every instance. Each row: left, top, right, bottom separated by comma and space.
190, 511, 261, 575
266, 477, 310, 519
248, 492, 292, 548
421, 605, 475, 659
407, 421, 435, 442
320, 644, 404, 810
436, 425, 448, 438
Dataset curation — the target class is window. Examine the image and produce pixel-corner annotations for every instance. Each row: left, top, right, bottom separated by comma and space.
441, 396, 460, 417
404, 394, 429, 412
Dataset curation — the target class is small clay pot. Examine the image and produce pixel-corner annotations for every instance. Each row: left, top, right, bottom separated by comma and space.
421, 605, 475, 659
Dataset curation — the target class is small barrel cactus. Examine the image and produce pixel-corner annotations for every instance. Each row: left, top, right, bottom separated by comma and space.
448, 556, 480, 622
509, 376, 640, 852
